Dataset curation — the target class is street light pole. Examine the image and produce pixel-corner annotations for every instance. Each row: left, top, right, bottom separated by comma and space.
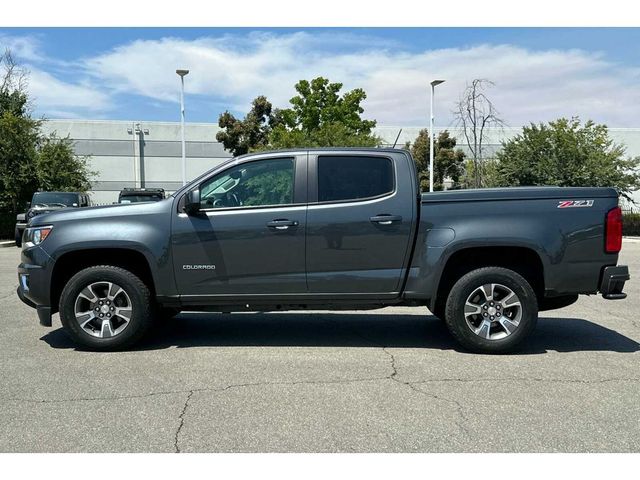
176, 69, 190, 186
429, 79, 445, 193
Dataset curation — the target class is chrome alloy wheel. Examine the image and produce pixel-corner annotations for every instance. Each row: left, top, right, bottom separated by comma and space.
74, 282, 133, 338
464, 283, 522, 340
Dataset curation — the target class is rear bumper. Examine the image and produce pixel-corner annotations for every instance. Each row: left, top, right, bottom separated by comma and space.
600, 265, 629, 300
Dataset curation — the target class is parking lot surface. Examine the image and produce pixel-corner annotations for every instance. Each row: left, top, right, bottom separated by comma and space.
1, 243, 639, 452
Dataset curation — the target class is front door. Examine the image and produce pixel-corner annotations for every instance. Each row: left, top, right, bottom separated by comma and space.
171, 154, 307, 300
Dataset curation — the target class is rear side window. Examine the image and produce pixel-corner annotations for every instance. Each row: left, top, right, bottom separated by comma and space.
318, 155, 394, 203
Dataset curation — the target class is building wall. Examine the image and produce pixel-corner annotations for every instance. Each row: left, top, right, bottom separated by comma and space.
40, 120, 640, 205
41, 120, 232, 204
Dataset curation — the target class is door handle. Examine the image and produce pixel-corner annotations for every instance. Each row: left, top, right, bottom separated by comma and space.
370, 215, 402, 225
267, 219, 299, 230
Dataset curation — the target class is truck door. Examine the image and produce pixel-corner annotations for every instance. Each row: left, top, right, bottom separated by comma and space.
171, 154, 308, 299
305, 152, 416, 295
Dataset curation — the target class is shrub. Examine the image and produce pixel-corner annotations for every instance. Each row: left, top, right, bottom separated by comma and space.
623, 212, 640, 237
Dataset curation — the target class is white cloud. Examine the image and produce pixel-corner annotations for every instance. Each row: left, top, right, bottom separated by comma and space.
0, 34, 43, 62
1, 34, 112, 117
28, 68, 111, 115
82, 33, 640, 126
5, 31, 640, 126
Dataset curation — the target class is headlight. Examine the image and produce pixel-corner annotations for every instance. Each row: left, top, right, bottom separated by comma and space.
23, 225, 53, 248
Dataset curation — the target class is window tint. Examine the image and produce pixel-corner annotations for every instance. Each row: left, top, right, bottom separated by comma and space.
200, 158, 295, 209
318, 156, 394, 202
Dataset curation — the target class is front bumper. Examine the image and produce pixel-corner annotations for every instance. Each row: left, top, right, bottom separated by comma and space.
17, 245, 55, 326
600, 265, 629, 300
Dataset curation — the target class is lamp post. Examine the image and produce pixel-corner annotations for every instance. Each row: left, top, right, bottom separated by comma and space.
176, 69, 190, 186
429, 79, 445, 192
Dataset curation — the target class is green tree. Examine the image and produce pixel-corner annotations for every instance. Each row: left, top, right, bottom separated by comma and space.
36, 133, 95, 192
215, 77, 381, 154
0, 111, 40, 213
406, 129, 466, 191
270, 77, 380, 148
493, 118, 640, 200
215, 95, 276, 156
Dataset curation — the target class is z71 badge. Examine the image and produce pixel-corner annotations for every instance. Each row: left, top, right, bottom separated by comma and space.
557, 200, 594, 208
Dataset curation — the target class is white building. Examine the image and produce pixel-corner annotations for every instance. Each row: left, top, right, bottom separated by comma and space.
40, 119, 640, 205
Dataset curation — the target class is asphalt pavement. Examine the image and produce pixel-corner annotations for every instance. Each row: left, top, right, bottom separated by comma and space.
0, 243, 638, 452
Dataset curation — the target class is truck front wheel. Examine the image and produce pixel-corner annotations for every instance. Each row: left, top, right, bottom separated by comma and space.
59, 266, 153, 351
444, 267, 538, 353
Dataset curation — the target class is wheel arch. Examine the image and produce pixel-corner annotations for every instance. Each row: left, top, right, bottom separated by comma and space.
431, 245, 545, 312
50, 248, 155, 312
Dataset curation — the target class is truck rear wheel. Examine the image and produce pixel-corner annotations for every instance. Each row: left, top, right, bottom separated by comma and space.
444, 267, 538, 353
59, 266, 153, 351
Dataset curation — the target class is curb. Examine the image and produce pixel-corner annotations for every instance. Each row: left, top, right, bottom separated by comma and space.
623, 237, 640, 243
0, 240, 17, 248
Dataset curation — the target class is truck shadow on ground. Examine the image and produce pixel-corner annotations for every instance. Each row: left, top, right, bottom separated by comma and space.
41, 312, 640, 354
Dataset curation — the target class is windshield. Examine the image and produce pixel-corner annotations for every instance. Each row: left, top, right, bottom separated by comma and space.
32, 192, 79, 207
119, 195, 163, 204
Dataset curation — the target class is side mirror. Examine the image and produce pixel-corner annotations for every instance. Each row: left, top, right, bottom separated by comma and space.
184, 188, 201, 215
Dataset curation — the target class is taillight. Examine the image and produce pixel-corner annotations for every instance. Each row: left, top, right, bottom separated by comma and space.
605, 207, 622, 253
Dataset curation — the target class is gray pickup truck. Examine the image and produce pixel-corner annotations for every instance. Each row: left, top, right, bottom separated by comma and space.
17, 148, 629, 353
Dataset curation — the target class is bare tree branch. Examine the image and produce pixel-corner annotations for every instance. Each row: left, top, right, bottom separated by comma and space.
454, 79, 506, 187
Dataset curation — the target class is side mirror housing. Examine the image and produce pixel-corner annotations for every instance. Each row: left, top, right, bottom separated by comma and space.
184, 188, 201, 215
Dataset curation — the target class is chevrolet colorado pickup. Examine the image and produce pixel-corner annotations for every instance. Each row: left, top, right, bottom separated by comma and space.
17, 148, 629, 353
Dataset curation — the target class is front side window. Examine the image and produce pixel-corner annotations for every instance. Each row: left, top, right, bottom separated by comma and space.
200, 158, 295, 209
317, 156, 394, 203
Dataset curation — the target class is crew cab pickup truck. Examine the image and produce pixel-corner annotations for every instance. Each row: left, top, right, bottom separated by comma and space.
17, 148, 629, 353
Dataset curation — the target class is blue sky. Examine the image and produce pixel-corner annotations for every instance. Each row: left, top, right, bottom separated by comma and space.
1, 28, 639, 126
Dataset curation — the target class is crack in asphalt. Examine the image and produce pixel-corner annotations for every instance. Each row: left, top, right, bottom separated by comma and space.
5, 376, 390, 405
174, 390, 193, 453
382, 346, 471, 436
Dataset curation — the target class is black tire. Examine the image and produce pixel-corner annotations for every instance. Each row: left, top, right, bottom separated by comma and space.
59, 266, 153, 351
444, 267, 538, 354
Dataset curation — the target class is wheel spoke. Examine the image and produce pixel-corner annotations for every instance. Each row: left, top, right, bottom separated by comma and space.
464, 301, 482, 315
75, 311, 95, 328
100, 319, 115, 338
481, 283, 495, 301
501, 292, 521, 308
78, 286, 98, 303
107, 282, 123, 301
475, 320, 492, 339
499, 317, 518, 334
115, 307, 132, 321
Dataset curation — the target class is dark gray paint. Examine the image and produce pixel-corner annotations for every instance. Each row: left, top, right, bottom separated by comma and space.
17, 148, 626, 321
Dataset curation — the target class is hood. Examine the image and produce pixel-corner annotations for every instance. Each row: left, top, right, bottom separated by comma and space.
27, 204, 70, 222
29, 197, 173, 226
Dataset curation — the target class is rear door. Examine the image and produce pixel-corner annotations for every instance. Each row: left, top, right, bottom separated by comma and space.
305, 151, 416, 295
